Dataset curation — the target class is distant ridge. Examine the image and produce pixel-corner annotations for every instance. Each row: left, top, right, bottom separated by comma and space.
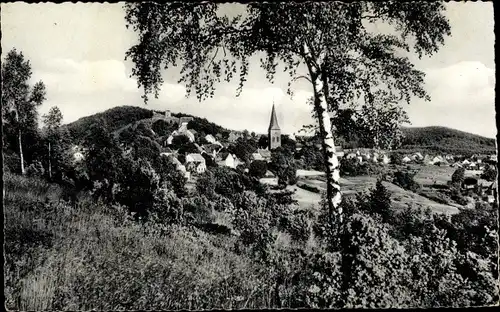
65, 106, 497, 155
399, 126, 496, 155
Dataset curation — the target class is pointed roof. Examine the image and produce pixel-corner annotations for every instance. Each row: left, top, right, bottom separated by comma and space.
268, 103, 280, 131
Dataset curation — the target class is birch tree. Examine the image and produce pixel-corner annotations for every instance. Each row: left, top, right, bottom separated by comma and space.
1, 48, 46, 175
42, 106, 63, 179
124, 2, 450, 226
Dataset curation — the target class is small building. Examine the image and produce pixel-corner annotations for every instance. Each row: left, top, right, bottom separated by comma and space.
402, 156, 412, 163
462, 177, 478, 190
257, 148, 272, 162
205, 134, 217, 144
381, 154, 390, 165
217, 153, 238, 169
185, 153, 207, 174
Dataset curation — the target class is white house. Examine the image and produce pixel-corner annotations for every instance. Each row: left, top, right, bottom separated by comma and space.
356, 156, 364, 163
217, 153, 237, 169
462, 159, 471, 166
186, 153, 207, 174
205, 134, 217, 144
184, 130, 196, 142
402, 156, 412, 163
381, 154, 390, 164
166, 131, 179, 145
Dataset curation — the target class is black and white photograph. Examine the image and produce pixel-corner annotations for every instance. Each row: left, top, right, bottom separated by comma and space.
2, 1, 498, 310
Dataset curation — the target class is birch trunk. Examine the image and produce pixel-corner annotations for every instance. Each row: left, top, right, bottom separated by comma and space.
303, 43, 343, 224
48, 141, 52, 179
18, 128, 25, 175
15, 110, 25, 175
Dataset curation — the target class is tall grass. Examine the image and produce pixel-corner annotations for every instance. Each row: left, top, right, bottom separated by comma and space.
4, 173, 275, 310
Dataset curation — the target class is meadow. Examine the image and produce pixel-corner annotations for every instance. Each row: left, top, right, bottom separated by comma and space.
4, 172, 276, 310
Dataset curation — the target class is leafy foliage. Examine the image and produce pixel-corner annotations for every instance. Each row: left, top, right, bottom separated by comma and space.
481, 164, 497, 182
249, 160, 268, 179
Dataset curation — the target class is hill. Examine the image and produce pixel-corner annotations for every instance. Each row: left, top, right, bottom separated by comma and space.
398, 126, 496, 155
64, 106, 154, 143
65, 106, 230, 144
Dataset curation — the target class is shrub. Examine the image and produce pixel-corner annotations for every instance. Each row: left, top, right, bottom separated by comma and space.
249, 160, 268, 178
26, 161, 45, 178
393, 169, 421, 193
451, 167, 465, 185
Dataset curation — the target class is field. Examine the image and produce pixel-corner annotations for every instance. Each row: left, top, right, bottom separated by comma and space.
292, 166, 463, 215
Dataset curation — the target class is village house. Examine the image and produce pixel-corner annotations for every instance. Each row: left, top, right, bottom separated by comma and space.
217, 152, 240, 169
260, 170, 278, 186
381, 154, 390, 164
205, 134, 217, 144
402, 155, 412, 163
185, 153, 207, 174
257, 148, 272, 162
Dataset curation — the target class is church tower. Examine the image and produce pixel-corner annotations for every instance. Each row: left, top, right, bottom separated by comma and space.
268, 103, 281, 150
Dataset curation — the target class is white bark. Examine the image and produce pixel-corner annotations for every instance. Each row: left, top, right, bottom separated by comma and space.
18, 129, 25, 175
303, 43, 343, 223
15, 110, 25, 175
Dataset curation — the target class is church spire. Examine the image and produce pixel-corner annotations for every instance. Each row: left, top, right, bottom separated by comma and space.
268, 103, 280, 131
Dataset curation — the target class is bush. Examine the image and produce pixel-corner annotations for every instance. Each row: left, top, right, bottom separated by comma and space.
249, 160, 268, 178
393, 169, 421, 193
26, 161, 45, 178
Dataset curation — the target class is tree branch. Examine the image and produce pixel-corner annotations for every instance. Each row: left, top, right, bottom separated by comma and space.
292, 75, 312, 83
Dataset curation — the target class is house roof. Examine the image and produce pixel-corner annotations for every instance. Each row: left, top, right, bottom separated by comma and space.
252, 153, 264, 160
186, 153, 205, 163
202, 144, 221, 154
265, 170, 275, 177
258, 149, 272, 157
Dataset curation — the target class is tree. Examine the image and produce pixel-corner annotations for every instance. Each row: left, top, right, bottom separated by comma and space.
354, 91, 410, 150
249, 160, 268, 178
124, 2, 450, 230
451, 167, 465, 186
42, 106, 64, 179
269, 147, 298, 187
481, 164, 497, 182
2, 48, 47, 175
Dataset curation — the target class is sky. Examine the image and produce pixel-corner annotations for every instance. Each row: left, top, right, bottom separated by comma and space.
1, 2, 496, 138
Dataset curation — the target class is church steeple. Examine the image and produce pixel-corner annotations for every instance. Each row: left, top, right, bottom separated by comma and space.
268, 103, 280, 131
268, 102, 281, 150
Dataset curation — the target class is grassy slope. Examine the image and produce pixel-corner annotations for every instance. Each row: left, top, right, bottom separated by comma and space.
4, 173, 273, 310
